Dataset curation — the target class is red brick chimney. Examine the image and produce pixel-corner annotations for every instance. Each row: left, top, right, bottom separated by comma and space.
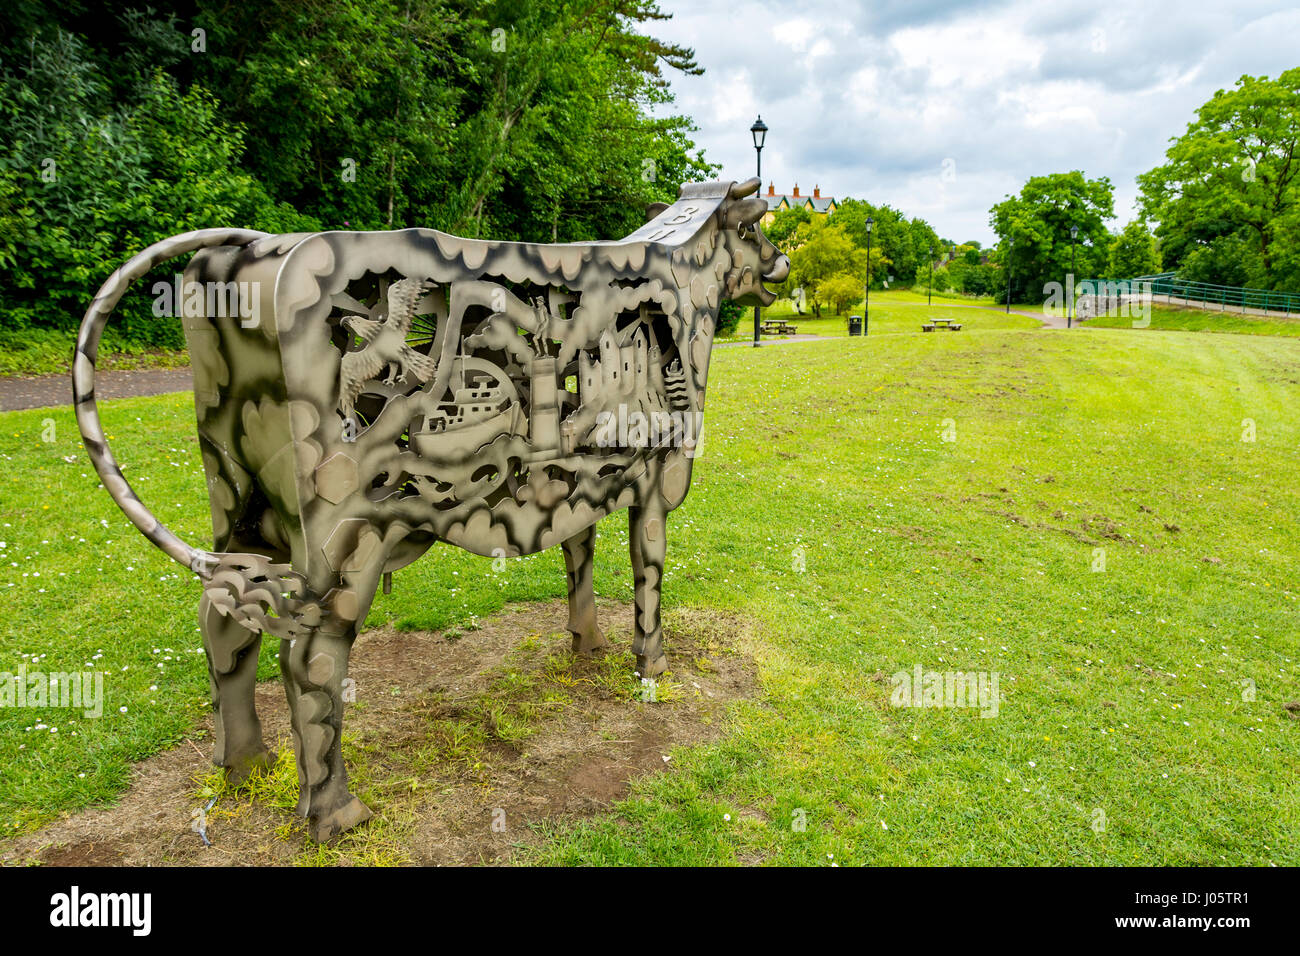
767, 182, 775, 196
793, 184, 800, 197
813, 185, 821, 198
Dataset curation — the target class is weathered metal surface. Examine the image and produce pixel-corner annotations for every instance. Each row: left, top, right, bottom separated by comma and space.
72, 177, 788, 840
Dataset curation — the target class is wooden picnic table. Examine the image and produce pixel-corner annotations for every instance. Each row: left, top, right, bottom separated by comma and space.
761, 319, 799, 336
922, 317, 962, 332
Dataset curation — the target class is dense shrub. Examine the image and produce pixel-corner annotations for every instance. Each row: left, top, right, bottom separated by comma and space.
0, 32, 316, 347
716, 298, 744, 336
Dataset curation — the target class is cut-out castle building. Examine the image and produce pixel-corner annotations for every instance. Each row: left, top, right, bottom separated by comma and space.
558, 326, 668, 453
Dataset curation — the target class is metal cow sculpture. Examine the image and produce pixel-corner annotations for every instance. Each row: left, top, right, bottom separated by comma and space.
73, 177, 789, 840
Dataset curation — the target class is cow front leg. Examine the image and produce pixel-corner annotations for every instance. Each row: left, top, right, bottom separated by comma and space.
562, 524, 608, 654
281, 623, 371, 841
629, 499, 669, 677
199, 593, 273, 783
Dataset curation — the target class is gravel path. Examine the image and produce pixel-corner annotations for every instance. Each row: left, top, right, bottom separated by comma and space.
0, 366, 193, 412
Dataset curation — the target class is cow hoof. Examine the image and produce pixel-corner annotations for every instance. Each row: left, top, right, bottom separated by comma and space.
223, 746, 275, 785
571, 628, 610, 655
309, 795, 373, 842
636, 653, 668, 678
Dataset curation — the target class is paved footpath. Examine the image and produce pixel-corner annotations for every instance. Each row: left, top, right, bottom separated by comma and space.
0, 366, 194, 412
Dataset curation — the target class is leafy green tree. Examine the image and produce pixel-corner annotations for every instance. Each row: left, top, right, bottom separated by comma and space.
0, 0, 715, 345
1137, 68, 1300, 291
948, 262, 1001, 296
989, 171, 1115, 303
834, 199, 919, 283
763, 206, 811, 247
786, 218, 866, 317
821, 273, 863, 315
1177, 233, 1255, 287
0, 31, 312, 345
1106, 221, 1162, 278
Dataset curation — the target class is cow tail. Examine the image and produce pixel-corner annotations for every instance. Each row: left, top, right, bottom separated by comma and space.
72, 228, 270, 578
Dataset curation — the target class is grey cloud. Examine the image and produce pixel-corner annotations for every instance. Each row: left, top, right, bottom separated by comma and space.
653, 0, 1298, 242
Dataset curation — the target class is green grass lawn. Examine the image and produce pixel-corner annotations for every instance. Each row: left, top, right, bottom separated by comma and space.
875, 286, 1002, 307
1088, 302, 1300, 337
1, 322, 1297, 864
718, 290, 1041, 340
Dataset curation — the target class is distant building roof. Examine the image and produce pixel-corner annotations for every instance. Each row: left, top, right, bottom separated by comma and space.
762, 183, 837, 214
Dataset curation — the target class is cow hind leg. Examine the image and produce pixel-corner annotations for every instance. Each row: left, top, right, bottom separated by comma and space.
562, 524, 608, 654
199, 593, 273, 783
281, 621, 372, 841
629, 500, 669, 678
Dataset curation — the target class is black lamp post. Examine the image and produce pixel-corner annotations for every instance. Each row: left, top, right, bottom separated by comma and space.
1068, 224, 1078, 329
1005, 237, 1014, 314
864, 216, 874, 336
750, 115, 768, 348
928, 243, 934, 307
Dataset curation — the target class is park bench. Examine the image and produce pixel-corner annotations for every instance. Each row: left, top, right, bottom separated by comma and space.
922, 318, 962, 332
761, 318, 799, 336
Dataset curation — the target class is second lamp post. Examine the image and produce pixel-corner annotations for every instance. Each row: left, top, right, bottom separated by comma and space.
1068, 224, 1078, 329
928, 243, 934, 307
750, 115, 768, 348
862, 216, 873, 336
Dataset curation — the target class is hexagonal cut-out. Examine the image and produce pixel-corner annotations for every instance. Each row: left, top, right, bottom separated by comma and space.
314, 452, 358, 504
324, 587, 359, 622
341, 526, 383, 574
321, 517, 367, 573
307, 652, 335, 686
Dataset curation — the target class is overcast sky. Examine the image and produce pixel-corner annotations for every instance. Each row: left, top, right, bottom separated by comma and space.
650, 0, 1300, 245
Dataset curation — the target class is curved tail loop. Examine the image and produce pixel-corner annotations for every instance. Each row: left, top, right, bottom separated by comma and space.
73, 229, 321, 637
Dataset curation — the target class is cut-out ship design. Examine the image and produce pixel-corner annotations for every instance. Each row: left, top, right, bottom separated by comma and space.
411, 365, 528, 464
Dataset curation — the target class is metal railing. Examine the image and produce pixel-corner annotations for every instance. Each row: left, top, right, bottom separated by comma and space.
1127, 272, 1300, 315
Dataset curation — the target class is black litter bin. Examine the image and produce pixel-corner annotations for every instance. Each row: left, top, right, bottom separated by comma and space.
848, 315, 863, 336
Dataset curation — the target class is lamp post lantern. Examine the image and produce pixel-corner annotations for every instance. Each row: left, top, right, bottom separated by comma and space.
928, 243, 934, 307
750, 115, 768, 348
1068, 224, 1078, 329
1005, 237, 1014, 314
863, 216, 874, 336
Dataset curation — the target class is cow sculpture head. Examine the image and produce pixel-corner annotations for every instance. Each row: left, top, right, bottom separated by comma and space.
716, 176, 790, 307
645, 176, 790, 308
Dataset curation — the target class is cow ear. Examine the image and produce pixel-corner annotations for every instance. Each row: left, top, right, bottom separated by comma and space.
729, 177, 761, 199
730, 197, 768, 227
644, 202, 670, 222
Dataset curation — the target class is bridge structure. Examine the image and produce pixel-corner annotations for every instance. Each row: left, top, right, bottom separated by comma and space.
1080, 272, 1300, 320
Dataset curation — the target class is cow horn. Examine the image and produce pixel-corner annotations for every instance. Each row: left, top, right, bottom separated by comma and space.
729, 177, 761, 199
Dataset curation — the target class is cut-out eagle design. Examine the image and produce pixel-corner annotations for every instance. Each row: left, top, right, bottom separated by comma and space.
338, 277, 438, 418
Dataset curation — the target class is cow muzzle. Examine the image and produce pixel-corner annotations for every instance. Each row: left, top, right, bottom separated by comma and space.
765, 255, 790, 284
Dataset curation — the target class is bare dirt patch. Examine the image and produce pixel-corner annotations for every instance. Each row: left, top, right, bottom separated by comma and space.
0, 599, 756, 866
